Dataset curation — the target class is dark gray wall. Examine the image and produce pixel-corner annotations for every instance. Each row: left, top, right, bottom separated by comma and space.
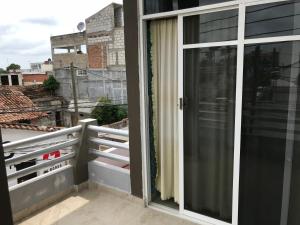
0, 129, 13, 225
124, 0, 143, 198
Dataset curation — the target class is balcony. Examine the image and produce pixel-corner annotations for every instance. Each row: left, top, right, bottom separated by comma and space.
3, 119, 195, 225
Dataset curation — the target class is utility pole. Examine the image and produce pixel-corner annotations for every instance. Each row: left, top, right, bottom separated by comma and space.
0, 129, 13, 225
70, 62, 79, 125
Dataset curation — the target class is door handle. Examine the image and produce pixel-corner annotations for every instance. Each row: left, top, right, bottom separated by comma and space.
180, 98, 184, 110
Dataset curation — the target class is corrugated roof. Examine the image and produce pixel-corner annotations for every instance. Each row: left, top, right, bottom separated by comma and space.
0, 87, 47, 123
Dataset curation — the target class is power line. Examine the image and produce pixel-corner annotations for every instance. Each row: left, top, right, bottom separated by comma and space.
0, 104, 128, 114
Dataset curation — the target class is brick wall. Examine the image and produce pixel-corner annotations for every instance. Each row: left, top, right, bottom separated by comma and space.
22, 74, 48, 85
88, 44, 107, 69
85, 4, 125, 70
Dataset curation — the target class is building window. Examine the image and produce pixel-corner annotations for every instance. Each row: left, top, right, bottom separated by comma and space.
0, 76, 9, 85
77, 69, 87, 76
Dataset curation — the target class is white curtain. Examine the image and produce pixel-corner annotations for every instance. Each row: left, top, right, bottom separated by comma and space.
150, 18, 179, 203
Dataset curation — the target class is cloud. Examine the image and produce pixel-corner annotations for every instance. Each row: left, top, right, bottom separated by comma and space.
0, 25, 14, 35
0, 39, 48, 55
22, 17, 57, 26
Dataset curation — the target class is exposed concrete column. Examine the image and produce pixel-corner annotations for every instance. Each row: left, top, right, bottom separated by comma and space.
18, 74, 23, 86
8, 75, 12, 86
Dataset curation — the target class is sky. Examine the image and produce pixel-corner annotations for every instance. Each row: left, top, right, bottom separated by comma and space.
0, 0, 122, 69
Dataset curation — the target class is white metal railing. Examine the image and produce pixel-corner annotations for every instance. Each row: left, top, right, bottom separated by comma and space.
3, 122, 130, 186
88, 125, 129, 137
3, 125, 82, 152
3, 120, 132, 219
87, 125, 130, 163
4, 126, 82, 181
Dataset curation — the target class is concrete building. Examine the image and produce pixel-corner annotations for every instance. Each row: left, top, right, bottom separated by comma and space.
0, 73, 22, 86
30, 60, 53, 73
50, 3, 125, 72
55, 69, 127, 103
19, 60, 53, 86
50, 3, 127, 126
50, 32, 88, 70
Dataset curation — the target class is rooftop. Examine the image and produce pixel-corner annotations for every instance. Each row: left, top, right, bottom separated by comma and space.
0, 87, 47, 123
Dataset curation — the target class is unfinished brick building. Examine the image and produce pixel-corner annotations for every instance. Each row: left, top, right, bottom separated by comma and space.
86, 3, 125, 70
50, 3, 125, 72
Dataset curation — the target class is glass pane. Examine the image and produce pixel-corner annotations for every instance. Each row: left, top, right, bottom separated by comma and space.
245, 0, 300, 39
179, 0, 232, 10
144, 0, 174, 15
239, 41, 300, 225
184, 9, 238, 44
184, 46, 237, 223
144, 0, 232, 15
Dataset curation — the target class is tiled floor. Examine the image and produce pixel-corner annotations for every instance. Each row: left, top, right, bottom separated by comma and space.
17, 186, 197, 225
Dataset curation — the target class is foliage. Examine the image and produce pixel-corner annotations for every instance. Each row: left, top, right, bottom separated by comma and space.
6, 63, 21, 71
91, 97, 128, 126
43, 75, 60, 95
0, 68, 6, 74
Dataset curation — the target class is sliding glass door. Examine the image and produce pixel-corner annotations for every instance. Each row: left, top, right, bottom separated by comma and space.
181, 8, 238, 224
144, 1, 300, 225
179, 2, 300, 224
183, 46, 237, 223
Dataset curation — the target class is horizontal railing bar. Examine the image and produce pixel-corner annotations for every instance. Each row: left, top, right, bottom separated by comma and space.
88, 125, 129, 137
3, 125, 82, 152
89, 149, 130, 163
89, 137, 129, 150
7, 153, 75, 180
5, 139, 78, 165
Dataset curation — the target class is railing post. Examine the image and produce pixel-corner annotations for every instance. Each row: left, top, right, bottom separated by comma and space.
72, 118, 97, 187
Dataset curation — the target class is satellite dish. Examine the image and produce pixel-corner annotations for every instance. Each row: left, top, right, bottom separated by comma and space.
77, 22, 85, 32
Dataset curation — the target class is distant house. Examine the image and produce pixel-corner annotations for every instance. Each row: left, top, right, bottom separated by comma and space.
0, 87, 49, 125
21, 59, 53, 86
0, 72, 22, 86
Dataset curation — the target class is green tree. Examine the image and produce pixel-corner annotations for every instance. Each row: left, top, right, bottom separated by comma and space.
6, 63, 21, 71
43, 75, 60, 95
91, 97, 128, 125
0, 68, 6, 74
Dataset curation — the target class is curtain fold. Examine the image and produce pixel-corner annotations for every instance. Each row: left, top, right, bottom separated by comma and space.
150, 18, 179, 203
